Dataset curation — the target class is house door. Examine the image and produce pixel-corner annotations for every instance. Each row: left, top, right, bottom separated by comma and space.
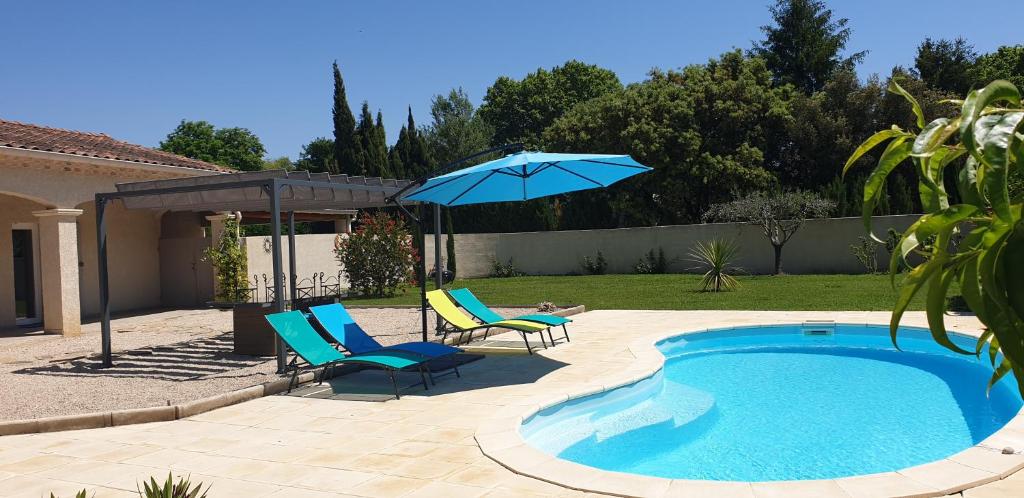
12, 228, 41, 324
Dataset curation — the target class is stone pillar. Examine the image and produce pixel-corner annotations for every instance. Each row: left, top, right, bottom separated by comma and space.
33, 208, 84, 335
205, 212, 239, 300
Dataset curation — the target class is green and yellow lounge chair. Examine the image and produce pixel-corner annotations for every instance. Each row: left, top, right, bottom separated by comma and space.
265, 310, 430, 398
448, 288, 571, 346
426, 290, 551, 354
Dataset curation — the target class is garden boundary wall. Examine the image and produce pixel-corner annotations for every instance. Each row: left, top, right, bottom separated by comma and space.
243, 214, 920, 285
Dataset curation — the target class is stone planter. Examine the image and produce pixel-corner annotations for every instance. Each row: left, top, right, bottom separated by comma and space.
231, 302, 279, 356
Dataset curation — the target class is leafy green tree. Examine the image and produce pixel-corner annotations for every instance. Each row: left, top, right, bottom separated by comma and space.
844, 79, 1024, 394
332, 61, 359, 175
335, 212, 417, 297
160, 120, 266, 171
752, 0, 866, 93
478, 60, 622, 147
972, 45, 1024, 91
424, 88, 493, 166
262, 156, 294, 170
545, 50, 788, 226
295, 137, 337, 173
914, 37, 978, 95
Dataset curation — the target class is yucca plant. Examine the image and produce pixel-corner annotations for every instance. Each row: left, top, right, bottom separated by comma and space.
844, 79, 1024, 394
138, 473, 209, 498
688, 239, 742, 292
50, 491, 89, 498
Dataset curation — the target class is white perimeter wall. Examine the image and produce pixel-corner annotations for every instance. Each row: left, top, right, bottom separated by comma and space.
244, 215, 919, 288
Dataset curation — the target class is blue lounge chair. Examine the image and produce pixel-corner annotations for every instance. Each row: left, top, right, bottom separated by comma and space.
265, 310, 430, 398
308, 303, 463, 378
448, 288, 571, 346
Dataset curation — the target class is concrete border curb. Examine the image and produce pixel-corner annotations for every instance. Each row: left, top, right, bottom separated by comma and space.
0, 372, 317, 436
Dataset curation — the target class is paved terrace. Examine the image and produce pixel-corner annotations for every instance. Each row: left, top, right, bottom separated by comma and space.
0, 310, 1022, 498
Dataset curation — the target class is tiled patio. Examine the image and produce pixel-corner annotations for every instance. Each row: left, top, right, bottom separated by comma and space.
0, 310, 1022, 497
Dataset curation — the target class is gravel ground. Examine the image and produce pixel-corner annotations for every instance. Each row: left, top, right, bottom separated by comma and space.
0, 306, 529, 421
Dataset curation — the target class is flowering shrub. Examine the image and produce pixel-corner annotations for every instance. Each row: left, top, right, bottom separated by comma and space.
335, 212, 417, 297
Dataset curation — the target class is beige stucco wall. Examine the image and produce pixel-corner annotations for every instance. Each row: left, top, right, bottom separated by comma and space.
0, 150, 217, 328
244, 233, 347, 301
422, 215, 920, 278
159, 212, 214, 307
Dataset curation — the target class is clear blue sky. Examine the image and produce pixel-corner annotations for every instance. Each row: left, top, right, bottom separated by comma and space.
1, 1, 1018, 160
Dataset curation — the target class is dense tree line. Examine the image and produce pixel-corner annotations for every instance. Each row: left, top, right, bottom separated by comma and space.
162, 0, 1024, 234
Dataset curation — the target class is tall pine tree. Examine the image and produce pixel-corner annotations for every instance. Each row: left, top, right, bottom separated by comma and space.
332, 61, 358, 175
373, 111, 390, 177
752, 0, 866, 93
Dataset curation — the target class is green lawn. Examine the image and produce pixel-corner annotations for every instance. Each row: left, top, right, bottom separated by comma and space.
346, 273, 926, 311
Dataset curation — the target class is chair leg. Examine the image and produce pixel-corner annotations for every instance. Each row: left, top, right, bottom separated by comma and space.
520, 331, 533, 355
562, 324, 570, 342
419, 365, 430, 391
388, 370, 401, 400
287, 367, 298, 393
547, 328, 556, 346
539, 331, 548, 349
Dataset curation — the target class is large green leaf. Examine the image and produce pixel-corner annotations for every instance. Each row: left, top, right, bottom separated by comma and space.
960, 81, 1022, 158
975, 112, 1024, 221
1004, 224, 1024, 324
889, 79, 926, 130
957, 156, 984, 206
926, 266, 974, 355
862, 138, 911, 240
911, 118, 955, 157
842, 126, 908, 177
889, 256, 943, 349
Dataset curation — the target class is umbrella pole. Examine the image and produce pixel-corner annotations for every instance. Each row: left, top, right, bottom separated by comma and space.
433, 203, 444, 335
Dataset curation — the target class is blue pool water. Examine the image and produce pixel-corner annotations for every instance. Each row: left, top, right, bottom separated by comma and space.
520, 324, 1023, 481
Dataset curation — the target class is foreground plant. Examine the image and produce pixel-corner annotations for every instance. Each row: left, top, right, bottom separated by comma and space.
844, 79, 1024, 393
202, 215, 248, 302
138, 473, 209, 498
688, 239, 742, 292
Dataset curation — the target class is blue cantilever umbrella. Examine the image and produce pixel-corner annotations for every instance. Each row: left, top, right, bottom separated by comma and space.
400, 151, 652, 206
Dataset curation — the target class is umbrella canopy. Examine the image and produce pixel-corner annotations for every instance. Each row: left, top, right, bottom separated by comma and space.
400, 151, 652, 206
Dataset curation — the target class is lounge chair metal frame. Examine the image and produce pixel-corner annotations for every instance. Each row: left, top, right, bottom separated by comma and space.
282, 350, 433, 399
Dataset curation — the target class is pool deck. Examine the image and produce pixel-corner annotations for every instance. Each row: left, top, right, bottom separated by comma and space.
1, 310, 1022, 497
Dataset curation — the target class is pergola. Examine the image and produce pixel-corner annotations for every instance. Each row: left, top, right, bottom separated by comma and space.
94, 170, 421, 372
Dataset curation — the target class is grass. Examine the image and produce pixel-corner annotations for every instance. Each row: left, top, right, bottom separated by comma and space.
346, 273, 930, 311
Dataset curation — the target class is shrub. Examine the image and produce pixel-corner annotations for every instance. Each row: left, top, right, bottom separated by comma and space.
537, 301, 557, 312
138, 473, 209, 498
202, 216, 249, 302
491, 258, 525, 278
50, 491, 89, 498
335, 212, 417, 297
850, 236, 881, 273
688, 239, 742, 292
581, 251, 608, 275
635, 248, 671, 274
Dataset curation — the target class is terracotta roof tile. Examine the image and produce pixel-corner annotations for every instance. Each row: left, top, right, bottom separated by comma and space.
0, 119, 232, 173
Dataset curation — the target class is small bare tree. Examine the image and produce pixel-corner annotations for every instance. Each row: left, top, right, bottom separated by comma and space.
703, 191, 835, 275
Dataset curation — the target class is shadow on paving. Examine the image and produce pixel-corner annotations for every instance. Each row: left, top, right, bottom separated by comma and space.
12, 333, 274, 381
285, 353, 570, 401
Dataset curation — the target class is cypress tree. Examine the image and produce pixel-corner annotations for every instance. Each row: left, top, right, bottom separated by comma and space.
332, 61, 358, 175
373, 111, 390, 177
355, 102, 375, 176
445, 207, 457, 277
389, 126, 409, 179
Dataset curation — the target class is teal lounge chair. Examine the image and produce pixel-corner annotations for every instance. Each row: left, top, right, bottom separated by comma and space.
308, 303, 463, 378
265, 311, 430, 398
448, 288, 571, 345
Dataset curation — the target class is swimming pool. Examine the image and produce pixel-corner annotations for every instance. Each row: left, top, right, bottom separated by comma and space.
520, 323, 1023, 481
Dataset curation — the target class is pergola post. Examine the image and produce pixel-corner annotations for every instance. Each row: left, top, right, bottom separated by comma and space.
287, 211, 297, 305
433, 203, 443, 334
96, 195, 112, 368
268, 180, 287, 373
